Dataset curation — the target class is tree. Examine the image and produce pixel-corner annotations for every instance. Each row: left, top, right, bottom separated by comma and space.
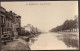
50, 17, 78, 32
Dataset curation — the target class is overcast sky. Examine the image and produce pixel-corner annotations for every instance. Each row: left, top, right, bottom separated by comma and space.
1, 1, 78, 32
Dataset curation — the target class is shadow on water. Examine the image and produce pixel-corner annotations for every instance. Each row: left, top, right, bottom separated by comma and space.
56, 34, 79, 49
30, 38, 37, 44
29, 34, 41, 46
28, 38, 37, 46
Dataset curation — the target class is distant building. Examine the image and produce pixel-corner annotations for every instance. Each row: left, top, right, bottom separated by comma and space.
24, 24, 32, 32
24, 24, 41, 34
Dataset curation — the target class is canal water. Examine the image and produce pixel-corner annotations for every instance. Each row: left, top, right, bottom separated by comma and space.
29, 32, 79, 50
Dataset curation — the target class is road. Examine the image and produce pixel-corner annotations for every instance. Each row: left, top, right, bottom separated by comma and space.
30, 32, 79, 50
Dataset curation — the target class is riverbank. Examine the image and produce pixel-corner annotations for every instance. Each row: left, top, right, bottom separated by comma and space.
2, 37, 30, 51
55, 32, 79, 49
57, 31, 79, 34
57, 31, 79, 39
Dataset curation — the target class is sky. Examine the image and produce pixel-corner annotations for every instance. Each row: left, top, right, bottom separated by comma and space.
1, 1, 78, 32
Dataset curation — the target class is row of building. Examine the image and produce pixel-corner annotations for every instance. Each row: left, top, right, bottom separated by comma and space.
24, 24, 42, 34
0, 6, 21, 44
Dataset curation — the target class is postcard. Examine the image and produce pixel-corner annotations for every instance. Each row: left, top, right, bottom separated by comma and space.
0, 0, 79, 51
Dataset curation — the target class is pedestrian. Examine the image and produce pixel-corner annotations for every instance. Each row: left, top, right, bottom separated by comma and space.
26, 37, 30, 46
26, 37, 30, 42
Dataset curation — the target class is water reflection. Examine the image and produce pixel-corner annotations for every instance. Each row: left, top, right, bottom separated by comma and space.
29, 34, 39, 46
56, 34, 79, 49
30, 32, 79, 50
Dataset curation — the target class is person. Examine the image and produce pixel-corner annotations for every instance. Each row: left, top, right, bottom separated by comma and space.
26, 37, 30, 46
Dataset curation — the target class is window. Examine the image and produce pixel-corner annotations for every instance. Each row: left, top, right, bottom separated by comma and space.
3, 18, 5, 23
1, 28, 2, 35
8, 23, 9, 27
1, 16, 5, 24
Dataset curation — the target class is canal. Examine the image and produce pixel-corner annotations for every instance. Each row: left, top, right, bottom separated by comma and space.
29, 32, 79, 50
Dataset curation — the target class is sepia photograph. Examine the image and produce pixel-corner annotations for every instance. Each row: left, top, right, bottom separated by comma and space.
0, 0, 79, 51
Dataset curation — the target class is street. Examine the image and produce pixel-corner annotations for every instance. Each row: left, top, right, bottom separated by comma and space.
30, 32, 79, 50
2, 38, 30, 51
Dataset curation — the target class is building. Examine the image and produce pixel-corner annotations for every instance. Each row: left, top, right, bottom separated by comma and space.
24, 24, 32, 32
11, 13, 21, 38
15, 15, 21, 36
1, 6, 6, 34
0, 6, 21, 44
1, 6, 7, 44
21, 27, 25, 36
24, 24, 41, 34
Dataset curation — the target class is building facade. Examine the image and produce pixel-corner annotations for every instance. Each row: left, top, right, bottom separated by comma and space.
1, 7, 7, 43
0, 6, 21, 44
